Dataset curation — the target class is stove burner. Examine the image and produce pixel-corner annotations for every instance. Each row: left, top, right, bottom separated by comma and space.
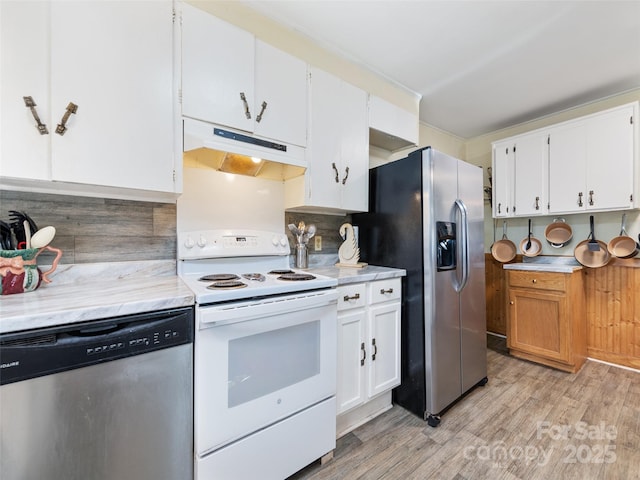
199, 273, 240, 282
243, 273, 266, 282
268, 269, 295, 275
206, 280, 247, 290
278, 273, 316, 281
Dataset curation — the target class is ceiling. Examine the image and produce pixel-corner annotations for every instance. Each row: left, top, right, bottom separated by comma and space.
241, 0, 640, 139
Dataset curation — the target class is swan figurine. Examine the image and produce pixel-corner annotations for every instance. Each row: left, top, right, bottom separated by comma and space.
338, 223, 361, 266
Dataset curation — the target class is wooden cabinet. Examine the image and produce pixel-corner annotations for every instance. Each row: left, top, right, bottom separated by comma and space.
0, 0, 177, 195
285, 67, 369, 214
506, 269, 586, 373
181, 3, 308, 147
548, 103, 636, 214
336, 278, 401, 436
492, 101, 638, 218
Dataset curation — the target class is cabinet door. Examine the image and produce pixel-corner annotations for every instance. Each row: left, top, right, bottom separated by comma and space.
181, 2, 254, 132
337, 310, 366, 414
507, 289, 570, 364
585, 105, 634, 210
340, 81, 369, 213
0, 1, 50, 181
492, 141, 513, 217
307, 68, 342, 209
50, 1, 176, 192
513, 133, 547, 216
367, 302, 401, 398
254, 41, 307, 147
548, 121, 587, 214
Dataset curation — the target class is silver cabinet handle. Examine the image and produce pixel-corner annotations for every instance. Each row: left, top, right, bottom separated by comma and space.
535, 196, 540, 210
343, 293, 360, 302
332, 162, 340, 183
55, 102, 78, 135
371, 338, 377, 361
380, 288, 393, 294
23, 96, 48, 135
498, 203, 502, 214
360, 342, 366, 366
341, 166, 350, 185
240, 92, 251, 119
578, 192, 583, 207
255, 101, 267, 123
589, 190, 594, 206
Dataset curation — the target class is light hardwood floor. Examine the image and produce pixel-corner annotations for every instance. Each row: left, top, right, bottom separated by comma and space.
289, 341, 640, 479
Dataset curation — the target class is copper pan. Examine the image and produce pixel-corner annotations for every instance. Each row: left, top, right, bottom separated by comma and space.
491, 220, 517, 263
607, 214, 639, 259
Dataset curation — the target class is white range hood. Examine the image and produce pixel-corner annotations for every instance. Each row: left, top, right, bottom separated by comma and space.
183, 118, 306, 181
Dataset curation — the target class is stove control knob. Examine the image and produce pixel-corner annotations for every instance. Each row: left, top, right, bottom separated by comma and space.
271, 236, 279, 246
279, 236, 288, 247
197, 235, 207, 248
184, 236, 195, 249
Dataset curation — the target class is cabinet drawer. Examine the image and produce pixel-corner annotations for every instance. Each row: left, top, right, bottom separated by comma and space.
337, 283, 367, 311
369, 278, 402, 305
508, 271, 566, 291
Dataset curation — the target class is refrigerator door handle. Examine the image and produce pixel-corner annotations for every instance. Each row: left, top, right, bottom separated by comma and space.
453, 199, 470, 292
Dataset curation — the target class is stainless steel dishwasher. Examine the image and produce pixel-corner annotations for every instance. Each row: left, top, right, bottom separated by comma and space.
0, 307, 194, 480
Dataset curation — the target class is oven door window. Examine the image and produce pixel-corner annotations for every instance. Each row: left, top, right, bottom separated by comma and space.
195, 300, 336, 455
228, 321, 320, 407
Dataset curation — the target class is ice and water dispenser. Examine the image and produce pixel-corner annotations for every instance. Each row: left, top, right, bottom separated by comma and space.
436, 221, 456, 272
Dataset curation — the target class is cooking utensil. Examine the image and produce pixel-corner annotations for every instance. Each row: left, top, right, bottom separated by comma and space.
544, 218, 573, 248
0, 220, 14, 250
587, 215, 600, 252
8, 210, 38, 236
23, 220, 31, 249
525, 219, 532, 251
607, 214, 640, 259
30, 226, 56, 249
491, 220, 517, 263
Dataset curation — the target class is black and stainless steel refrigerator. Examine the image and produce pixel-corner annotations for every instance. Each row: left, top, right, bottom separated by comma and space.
353, 146, 487, 426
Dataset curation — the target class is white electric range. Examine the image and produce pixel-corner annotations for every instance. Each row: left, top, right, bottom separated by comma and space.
177, 229, 338, 480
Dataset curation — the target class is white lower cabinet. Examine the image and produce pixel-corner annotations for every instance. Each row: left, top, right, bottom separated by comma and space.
336, 278, 401, 436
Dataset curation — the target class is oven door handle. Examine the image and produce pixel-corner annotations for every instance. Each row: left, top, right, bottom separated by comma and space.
199, 289, 338, 327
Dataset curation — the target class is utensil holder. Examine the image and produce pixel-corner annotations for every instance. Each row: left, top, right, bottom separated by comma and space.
295, 244, 308, 269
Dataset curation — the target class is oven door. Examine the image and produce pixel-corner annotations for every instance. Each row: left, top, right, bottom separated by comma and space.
195, 289, 337, 456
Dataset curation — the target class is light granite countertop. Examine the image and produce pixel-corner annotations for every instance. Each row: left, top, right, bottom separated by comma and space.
1, 261, 194, 334
503, 263, 583, 273
308, 264, 406, 285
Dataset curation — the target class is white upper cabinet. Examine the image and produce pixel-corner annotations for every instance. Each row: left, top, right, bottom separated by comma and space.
548, 103, 637, 214
513, 132, 548, 216
181, 3, 308, 147
1, 0, 177, 196
368, 95, 418, 152
181, 2, 254, 133
491, 140, 514, 217
493, 101, 638, 218
0, 1, 50, 181
285, 67, 368, 214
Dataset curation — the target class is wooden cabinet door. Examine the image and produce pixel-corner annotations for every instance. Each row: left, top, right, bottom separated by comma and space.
492, 141, 513, 217
513, 133, 548, 216
508, 288, 570, 364
337, 309, 366, 414
585, 104, 635, 210
181, 2, 254, 132
367, 302, 401, 398
50, 0, 175, 192
254, 40, 307, 147
0, 1, 50, 181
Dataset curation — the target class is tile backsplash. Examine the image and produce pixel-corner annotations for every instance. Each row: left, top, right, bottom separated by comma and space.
1, 190, 353, 266
0, 190, 176, 264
